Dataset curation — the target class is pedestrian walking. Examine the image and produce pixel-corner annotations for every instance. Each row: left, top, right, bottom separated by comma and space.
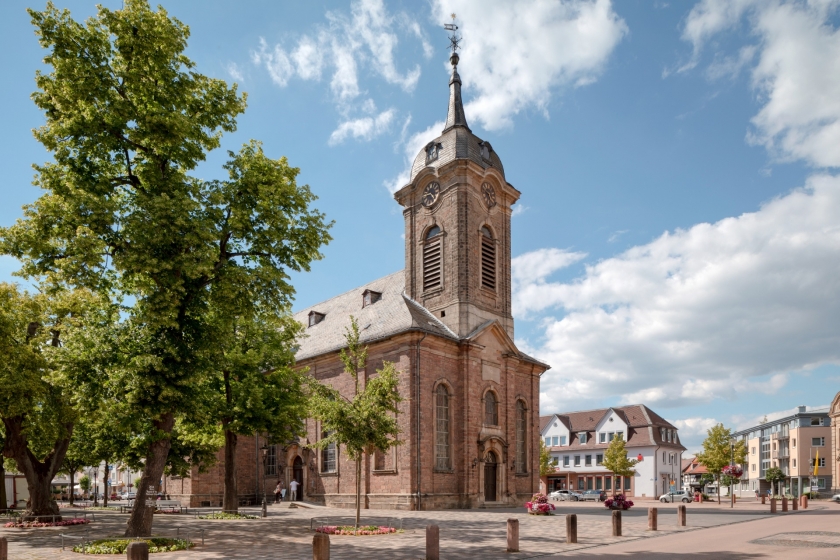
289, 478, 299, 502
274, 481, 284, 504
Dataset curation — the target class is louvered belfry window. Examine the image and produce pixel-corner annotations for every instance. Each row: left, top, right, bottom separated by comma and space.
423, 226, 442, 291
480, 226, 496, 290
435, 384, 450, 470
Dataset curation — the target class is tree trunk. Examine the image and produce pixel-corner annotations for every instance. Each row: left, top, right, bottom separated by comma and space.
355, 456, 362, 529
222, 428, 238, 514
2, 416, 71, 522
68, 468, 75, 506
103, 463, 109, 507
0, 459, 7, 513
124, 413, 175, 537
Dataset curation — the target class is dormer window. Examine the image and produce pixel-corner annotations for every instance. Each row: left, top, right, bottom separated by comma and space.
308, 310, 325, 327
578, 432, 588, 444
425, 142, 441, 163
479, 141, 492, 162
362, 289, 381, 308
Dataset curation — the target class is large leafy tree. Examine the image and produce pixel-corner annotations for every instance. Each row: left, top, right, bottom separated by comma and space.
696, 423, 747, 504
60, 419, 99, 507
0, 283, 106, 520
310, 318, 402, 528
764, 466, 786, 497
602, 434, 639, 497
206, 310, 309, 513
2, 1, 331, 536
539, 440, 554, 477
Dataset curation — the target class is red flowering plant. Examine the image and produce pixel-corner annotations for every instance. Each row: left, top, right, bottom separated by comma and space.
722, 465, 743, 479
604, 494, 634, 510
525, 493, 556, 515
4, 518, 90, 528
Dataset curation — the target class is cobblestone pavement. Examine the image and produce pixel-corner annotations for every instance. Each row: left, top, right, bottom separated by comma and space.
1, 499, 828, 559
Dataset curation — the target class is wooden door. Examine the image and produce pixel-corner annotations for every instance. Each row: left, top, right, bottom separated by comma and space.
293, 456, 304, 501
484, 452, 498, 502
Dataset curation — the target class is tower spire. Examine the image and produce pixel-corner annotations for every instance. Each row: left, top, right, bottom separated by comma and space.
443, 15, 469, 133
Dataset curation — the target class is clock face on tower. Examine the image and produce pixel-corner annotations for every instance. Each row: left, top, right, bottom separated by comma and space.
481, 182, 496, 208
422, 182, 441, 207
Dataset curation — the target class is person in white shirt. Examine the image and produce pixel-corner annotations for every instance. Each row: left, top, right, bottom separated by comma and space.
289, 479, 299, 501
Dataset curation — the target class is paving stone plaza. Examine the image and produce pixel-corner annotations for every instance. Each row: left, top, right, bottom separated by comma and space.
3, 499, 838, 559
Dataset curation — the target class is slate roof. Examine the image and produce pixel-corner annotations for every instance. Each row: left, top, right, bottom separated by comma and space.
540, 405, 686, 452
292, 271, 457, 362
409, 65, 505, 182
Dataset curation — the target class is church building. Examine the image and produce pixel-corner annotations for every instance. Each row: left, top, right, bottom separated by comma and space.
164, 49, 550, 510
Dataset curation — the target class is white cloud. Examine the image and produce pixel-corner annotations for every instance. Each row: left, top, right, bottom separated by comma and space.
226, 62, 244, 82
705, 45, 757, 81
252, 0, 424, 144
383, 120, 444, 194
669, 417, 718, 439
529, 174, 840, 413
511, 204, 529, 217
329, 108, 396, 145
680, 0, 840, 167
430, 0, 628, 130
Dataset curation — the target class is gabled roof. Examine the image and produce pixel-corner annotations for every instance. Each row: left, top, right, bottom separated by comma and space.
292, 271, 457, 361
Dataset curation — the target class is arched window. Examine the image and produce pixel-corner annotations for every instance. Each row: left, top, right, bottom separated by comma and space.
484, 391, 498, 426
480, 226, 496, 290
423, 226, 443, 291
515, 401, 527, 473
321, 431, 336, 473
435, 385, 450, 470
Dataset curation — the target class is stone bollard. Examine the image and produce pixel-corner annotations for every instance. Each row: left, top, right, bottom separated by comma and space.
612, 510, 622, 537
761, 495, 765, 505
566, 514, 577, 544
0, 536, 7, 560
677, 505, 687, 527
506, 519, 519, 552
313, 533, 330, 560
801, 495, 808, 509
770, 499, 777, 513
126, 542, 149, 560
426, 525, 440, 560
782, 497, 788, 512
648, 507, 658, 531
792, 497, 798, 511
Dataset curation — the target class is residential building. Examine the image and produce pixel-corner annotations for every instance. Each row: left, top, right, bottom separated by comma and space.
163, 49, 550, 509
733, 405, 832, 497
540, 405, 685, 498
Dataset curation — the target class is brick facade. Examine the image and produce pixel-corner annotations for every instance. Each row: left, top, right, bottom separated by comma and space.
163, 53, 550, 511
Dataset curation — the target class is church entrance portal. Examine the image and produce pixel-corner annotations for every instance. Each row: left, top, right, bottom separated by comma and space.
484, 451, 498, 502
293, 456, 304, 501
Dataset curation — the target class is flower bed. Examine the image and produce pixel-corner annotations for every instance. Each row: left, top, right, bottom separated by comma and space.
525, 493, 556, 515
73, 537, 193, 554
154, 508, 183, 514
604, 494, 634, 510
197, 512, 259, 520
315, 525, 398, 536
4, 517, 90, 528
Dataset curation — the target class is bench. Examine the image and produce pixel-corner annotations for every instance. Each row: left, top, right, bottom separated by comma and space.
155, 500, 188, 514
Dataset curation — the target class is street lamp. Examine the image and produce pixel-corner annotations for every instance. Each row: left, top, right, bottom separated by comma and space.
260, 444, 269, 517
730, 442, 734, 509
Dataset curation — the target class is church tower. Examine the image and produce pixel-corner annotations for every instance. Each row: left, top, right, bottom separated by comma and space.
394, 50, 521, 339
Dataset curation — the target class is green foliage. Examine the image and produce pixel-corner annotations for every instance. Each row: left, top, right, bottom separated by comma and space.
1, 0, 332, 535
73, 538, 193, 554
764, 466, 785, 484
699, 473, 715, 486
602, 434, 639, 479
78, 476, 91, 492
696, 424, 747, 476
310, 318, 402, 525
539, 440, 554, 477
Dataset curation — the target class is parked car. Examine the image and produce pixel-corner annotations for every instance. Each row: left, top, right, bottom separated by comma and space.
660, 491, 692, 503
120, 491, 136, 500
582, 490, 607, 502
830, 493, 840, 503
549, 489, 583, 501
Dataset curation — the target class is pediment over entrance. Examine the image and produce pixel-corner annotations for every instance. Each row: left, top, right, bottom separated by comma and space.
830, 390, 840, 418
464, 319, 549, 373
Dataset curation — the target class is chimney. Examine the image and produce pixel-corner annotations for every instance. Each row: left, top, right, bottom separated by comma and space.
797, 405, 807, 413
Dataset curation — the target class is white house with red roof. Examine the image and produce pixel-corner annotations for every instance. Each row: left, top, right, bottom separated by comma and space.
540, 405, 685, 499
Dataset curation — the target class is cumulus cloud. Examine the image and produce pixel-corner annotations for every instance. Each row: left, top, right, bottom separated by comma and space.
680, 0, 840, 167
669, 417, 718, 439
430, 0, 628, 130
383, 120, 444, 194
329, 108, 396, 145
526, 174, 840, 413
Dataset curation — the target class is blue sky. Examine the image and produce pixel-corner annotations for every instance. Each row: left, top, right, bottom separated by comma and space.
2, 0, 839, 453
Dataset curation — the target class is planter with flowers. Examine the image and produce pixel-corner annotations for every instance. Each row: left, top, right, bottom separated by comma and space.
525, 493, 556, 515
604, 494, 634, 511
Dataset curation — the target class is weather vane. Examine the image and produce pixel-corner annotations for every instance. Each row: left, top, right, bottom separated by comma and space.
443, 13, 461, 66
